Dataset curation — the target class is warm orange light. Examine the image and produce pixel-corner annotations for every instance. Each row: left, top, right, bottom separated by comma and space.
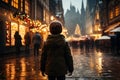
19, 25, 26, 45
95, 51, 103, 73
51, 16, 54, 21
42, 28, 47, 32
6, 63, 16, 80
115, 6, 119, 16
96, 13, 99, 19
110, 11, 113, 19
2, 0, 8, 3
11, 22, 18, 45
20, 58, 26, 76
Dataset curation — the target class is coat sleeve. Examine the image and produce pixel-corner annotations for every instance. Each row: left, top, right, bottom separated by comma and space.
64, 42, 74, 73
40, 44, 47, 72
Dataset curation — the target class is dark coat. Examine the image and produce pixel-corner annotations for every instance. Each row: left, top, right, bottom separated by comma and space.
40, 34, 73, 76
24, 32, 31, 46
14, 32, 22, 47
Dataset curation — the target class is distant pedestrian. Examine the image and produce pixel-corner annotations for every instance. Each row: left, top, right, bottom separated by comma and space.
85, 38, 90, 52
24, 32, 31, 53
32, 32, 42, 56
14, 31, 22, 53
90, 38, 94, 49
40, 21, 74, 80
80, 40, 84, 50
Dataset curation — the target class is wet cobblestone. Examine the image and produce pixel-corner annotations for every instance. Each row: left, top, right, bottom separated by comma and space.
0, 47, 120, 80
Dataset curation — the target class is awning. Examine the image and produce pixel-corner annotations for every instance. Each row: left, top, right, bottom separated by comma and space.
110, 27, 120, 32
98, 35, 110, 40
105, 22, 120, 32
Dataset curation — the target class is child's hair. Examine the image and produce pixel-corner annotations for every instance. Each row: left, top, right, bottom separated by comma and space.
49, 21, 62, 34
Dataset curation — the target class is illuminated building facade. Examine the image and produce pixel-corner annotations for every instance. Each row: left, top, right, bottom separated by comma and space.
101, 0, 120, 33
93, 3, 102, 39
0, 0, 32, 47
85, 0, 96, 35
89, 0, 120, 39
0, 0, 64, 53
49, 0, 64, 24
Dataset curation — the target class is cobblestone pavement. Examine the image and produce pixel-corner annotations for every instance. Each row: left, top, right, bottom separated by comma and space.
0, 46, 120, 80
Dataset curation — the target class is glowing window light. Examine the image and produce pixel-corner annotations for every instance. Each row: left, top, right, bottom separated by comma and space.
51, 16, 54, 21
19, 25, 26, 45
110, 11, 113, 19
11, 0, 18, 9
11, 22, 18, 45
115, 6, 120, 16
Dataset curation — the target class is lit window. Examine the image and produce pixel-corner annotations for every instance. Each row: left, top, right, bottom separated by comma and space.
110, 10, 113, 19
21, 0, 23, 11
43, 10, 46, 21
11, 22, 18, 45
5, 21, 10, 46
11, 0, 18, 9
25, 0, 30, 14
2, 0, 8, 3
115, 6, 120, 16
96, 13, 99, 19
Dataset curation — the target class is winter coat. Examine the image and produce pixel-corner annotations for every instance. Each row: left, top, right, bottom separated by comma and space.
14, 33, 22, 47
24, 32, 31, 46
40, 34, 73, 76
32, 33, 41, 45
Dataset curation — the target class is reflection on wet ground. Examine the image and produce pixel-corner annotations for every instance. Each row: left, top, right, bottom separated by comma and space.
0, 46, 120, 80
70, 47, 120, 80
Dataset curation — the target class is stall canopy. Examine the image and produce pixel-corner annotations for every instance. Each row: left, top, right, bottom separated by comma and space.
98, 35, 110, 40
110, 27, 120, 32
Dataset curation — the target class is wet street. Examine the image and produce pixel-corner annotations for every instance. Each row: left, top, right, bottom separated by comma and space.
0, 46, 120, 80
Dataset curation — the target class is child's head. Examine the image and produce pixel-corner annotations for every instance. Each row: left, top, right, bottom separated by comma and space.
49, 21, 62, 35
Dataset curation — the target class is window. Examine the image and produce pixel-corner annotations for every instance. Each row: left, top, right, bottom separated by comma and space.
5, 21, 10, 46
25, 0, 30, 14
11, 0, 18, 9
2, 0, 8, 3
21, 0, 23, 11
109, 10, 113, 19
96, 12, 99, 19
43, 9, 46, 21
115, 5, 120, 16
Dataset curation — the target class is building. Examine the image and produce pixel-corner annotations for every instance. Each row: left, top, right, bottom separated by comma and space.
64, 0, 86, 36
0, 0, 32, 48
92, 0, 103, 39
49, 0, 64, 24
80, 0, 86, 35
102, 0, 120, 33
92, 0, 120, 39
0, 0, 64, 53
93, 0, 120, 35
85, 0, 96, 35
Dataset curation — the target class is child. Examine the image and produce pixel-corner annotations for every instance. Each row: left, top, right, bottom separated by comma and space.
40, 21, 74, 80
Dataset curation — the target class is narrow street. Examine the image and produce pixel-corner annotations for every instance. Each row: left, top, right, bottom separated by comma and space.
0, 45, 120, 80
1, 0, 120, 80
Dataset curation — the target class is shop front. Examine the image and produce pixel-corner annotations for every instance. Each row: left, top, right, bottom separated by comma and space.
0, 9, 10, 53
0, 10, 29, 47
10, 22, 27, 46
